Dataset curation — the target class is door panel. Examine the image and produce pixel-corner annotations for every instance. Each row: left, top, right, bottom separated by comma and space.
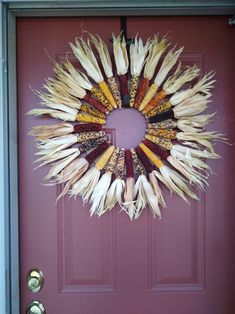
17, 16, 235, 314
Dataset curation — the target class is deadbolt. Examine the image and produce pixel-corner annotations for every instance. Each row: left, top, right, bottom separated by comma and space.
26, 301, 45, 314
27, 269, 44, 293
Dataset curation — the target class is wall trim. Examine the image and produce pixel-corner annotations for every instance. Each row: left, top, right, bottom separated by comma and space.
4, 0, 235, 16
0, 1, 9, 313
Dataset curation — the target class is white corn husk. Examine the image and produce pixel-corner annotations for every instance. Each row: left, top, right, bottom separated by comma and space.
31, 77, 79, 108
153, 168, 186, 200
27, 108, 77, 122
176, 131, 227, 153
173, 94, 211, 118
134, 174, 161, 219
142, 175, 162, 218
70, 167, 101, 202
89, 172, 112, 216
35, 134, 78, 159
130, 36, 152, 76
44, 150, 80, 180
104, 177, 125, 213
70, 38, 104, 83
149, 172, 166, 207
112, 33, 129, 75
48, 78, 85, 102
56, 157, 88, 184
154, 46, 184, 87
153, 166, 199, 202
147, 114, 216, 133
31, 75, 82, 109
41, 77, 83, 108
177, 113, 216, 132
29, 85, 80, 113
178, 92, 211, 106
167, 156, 208, 189
193, 70, 216, 95
122, 177, 136, 220
171, 144, 220, 160
90, 34, 113, 78
34, 147, 80, 169
42, 88, 81, 109
56, 158, 89, 200
170, 71, 216, 106
143, 35, 168, 80
170, 144, 217, 173
28, 123, 74, 140
35, 144, 77, 157
63, 61, 94, 91
133, 174, 147, 218
57, 174, 80, 200
178, 141, 201, 149
173, 152, 210, 172
163, 64, 200, 95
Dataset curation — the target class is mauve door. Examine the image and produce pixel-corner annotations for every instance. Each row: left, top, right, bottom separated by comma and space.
18, 16, 235, 314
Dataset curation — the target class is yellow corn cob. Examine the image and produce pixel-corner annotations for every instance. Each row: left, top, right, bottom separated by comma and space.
95, 145, 115, 170
76, 113, 105, 124
138, 83, 158, 111
139, 143, 164, 169
99, 81, 117, 109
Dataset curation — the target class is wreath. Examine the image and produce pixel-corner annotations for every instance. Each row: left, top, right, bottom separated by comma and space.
28, 33, 225, 220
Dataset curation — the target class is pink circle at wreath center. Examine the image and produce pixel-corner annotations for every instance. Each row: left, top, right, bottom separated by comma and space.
105, 108, 146, 149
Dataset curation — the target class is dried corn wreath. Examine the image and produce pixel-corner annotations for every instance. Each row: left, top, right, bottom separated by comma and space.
28, 33, 225, 220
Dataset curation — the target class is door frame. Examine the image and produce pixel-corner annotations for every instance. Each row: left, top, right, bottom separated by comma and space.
0, 1, 234, 313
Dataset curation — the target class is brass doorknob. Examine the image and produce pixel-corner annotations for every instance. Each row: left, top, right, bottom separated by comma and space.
27, 269, 44, 293
26, 301, 45, 314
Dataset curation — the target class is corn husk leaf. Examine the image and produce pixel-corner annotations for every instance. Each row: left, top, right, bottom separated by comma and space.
90, 172, 112, 216
130, 35, 152, 76
90, 34, 113, 78
70, 38, 103, 83
70, 167, 101, 202
29, 123, 74, 140
170, 71, 216, 106
112, 33, 129, 75
104, 178, 125, 212
154, 46, 183, 87
177, 131, 227, 153
173, 94, 211, 118
122, 177, 136, 220
153, 167, 199, 202
144, 35, 168, 80
163, 64, 200, 95
44, 150, 80, 180
177, 113, 216, 132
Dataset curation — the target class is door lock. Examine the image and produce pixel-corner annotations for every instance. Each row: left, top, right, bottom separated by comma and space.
26, 301, 45, 314
27, 269, 44, 293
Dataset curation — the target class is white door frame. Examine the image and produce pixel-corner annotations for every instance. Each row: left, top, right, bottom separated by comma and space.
0, 1, 234, 313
